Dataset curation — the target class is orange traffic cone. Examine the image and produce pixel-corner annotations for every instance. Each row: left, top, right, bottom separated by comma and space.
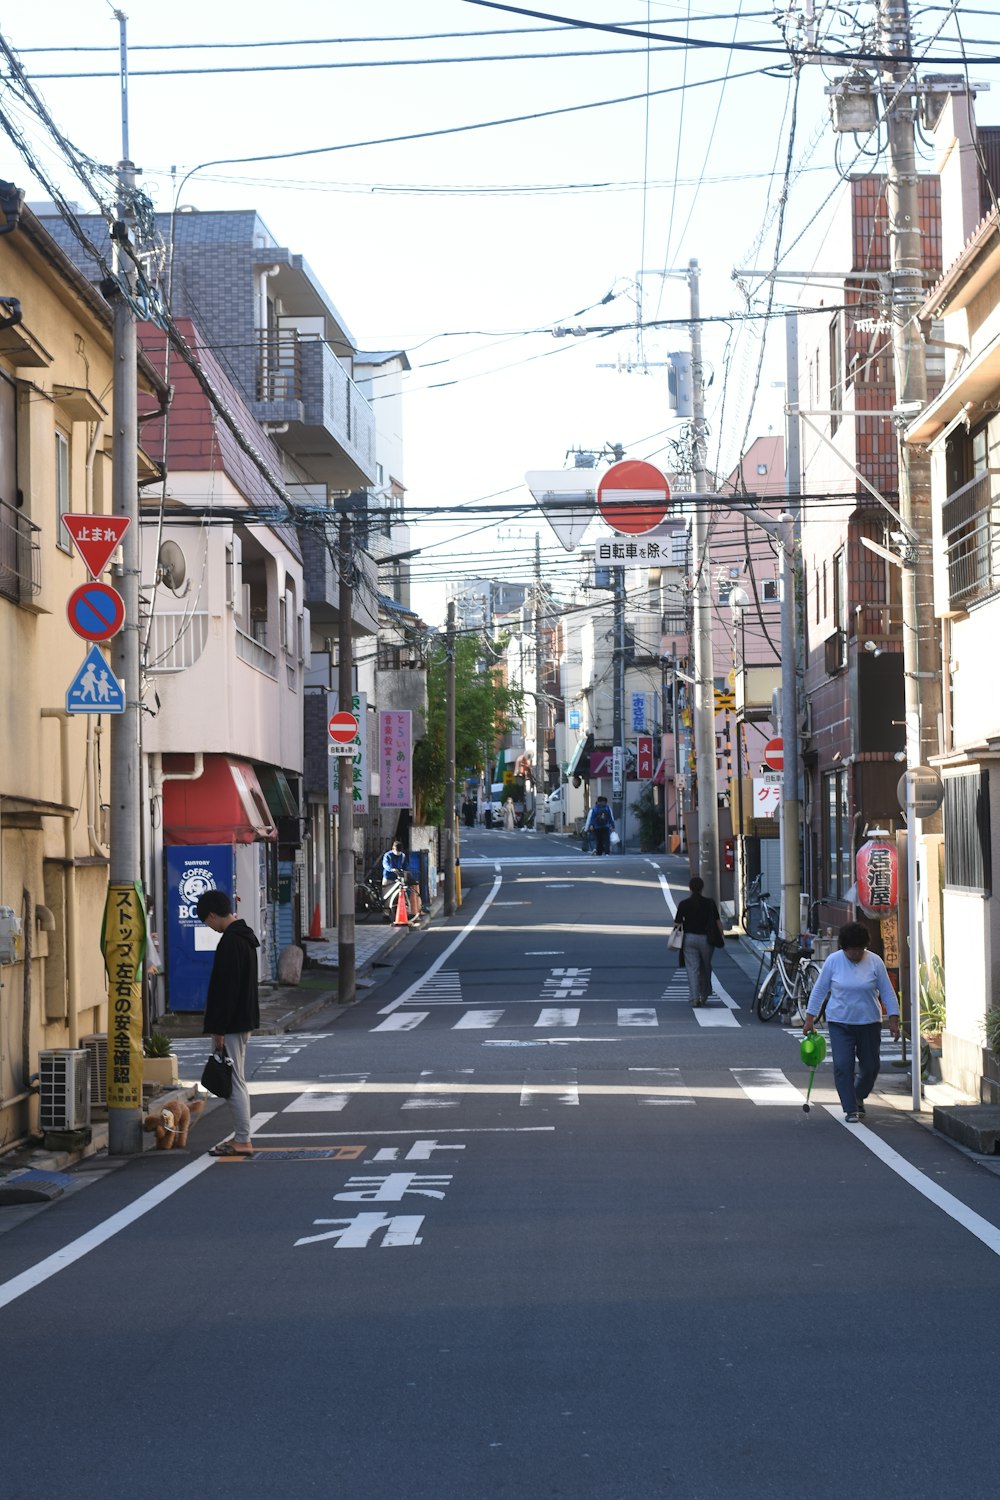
394, 885, 409, 926
309, 903, 322, 940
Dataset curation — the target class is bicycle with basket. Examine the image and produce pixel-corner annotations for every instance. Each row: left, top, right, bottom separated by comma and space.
744, 878, 822, 1025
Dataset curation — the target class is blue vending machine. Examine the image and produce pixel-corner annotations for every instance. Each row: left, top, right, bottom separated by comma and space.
165, 845, 235, 1013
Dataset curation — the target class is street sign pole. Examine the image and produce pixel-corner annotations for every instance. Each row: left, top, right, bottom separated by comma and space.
107, 18, 143, 1156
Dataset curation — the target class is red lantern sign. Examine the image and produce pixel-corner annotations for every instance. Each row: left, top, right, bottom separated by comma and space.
856, 839, 898, 918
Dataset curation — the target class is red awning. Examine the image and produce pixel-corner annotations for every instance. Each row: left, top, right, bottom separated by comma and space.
163, 755, 277, 846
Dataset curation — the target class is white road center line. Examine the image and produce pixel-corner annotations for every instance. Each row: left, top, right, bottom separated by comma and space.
827, 1107, 1000, 1256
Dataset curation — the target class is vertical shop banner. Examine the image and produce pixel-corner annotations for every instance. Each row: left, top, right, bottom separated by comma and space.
637, 735, 654, 779
329, 691, 368, 814
100, 881, 146, 1109
379, 709, 412, 808
631, 692, 647, 732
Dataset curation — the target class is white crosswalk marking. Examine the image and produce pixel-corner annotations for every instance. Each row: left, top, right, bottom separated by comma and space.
402, 1069, 475, 1110
452, 1010, 505, 1029
731, 1068, 806, 1105
283, 1083, 366, 1113
520, 1072, 579, 1106
629, 1067, 694, 1105
694, 1005, 740, 1029
618, 1008, 658, 1027
536, 1007, 580, 1027
371, 1012, 429, 1032
407, 971, 463, 1005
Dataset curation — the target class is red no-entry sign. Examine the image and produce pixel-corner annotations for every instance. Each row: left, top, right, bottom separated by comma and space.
763, 737, 784, 772
328, 711, 359, 743
596, 460, 671, 536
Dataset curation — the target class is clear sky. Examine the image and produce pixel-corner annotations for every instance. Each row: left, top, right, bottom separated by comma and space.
1, 1, 997, 625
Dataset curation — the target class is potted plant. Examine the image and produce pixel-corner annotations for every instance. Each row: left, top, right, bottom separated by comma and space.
985, 1004, 1000, 1059
918, 956, 946, 1052
142, 1031, 179, 1087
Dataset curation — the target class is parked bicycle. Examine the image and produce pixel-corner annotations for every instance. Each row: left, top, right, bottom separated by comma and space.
755, 936, 821, 1025
741, 874, 779, 943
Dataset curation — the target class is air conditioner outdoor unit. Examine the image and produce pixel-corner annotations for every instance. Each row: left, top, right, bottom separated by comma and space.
38, 1049, 91, 1131
81, 1033, 108, 1109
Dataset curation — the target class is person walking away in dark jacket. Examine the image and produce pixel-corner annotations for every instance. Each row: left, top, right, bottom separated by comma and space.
674, 875, 725, 1007
197, 890, 260, 1157
585, 796, 616, 855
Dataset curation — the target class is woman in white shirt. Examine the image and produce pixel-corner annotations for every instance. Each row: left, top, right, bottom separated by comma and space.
802, 921, 900, 1123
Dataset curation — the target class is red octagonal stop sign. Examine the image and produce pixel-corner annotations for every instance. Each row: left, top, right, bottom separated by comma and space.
597, 460, 671, 536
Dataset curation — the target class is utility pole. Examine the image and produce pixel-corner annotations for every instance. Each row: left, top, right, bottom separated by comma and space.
689, 259, 721, 904
879, 0, 943, 1109
612, 567, 626, 839
336, 506, 356, 1006
534, 532, 544, 788
106, 10, 142, 1156
780, 310, 803, 940
444, 600, 457, 915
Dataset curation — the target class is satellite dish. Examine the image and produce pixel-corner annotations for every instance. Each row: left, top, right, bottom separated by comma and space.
157, 539, 187, 592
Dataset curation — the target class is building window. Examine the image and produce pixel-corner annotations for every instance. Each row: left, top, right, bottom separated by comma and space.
824, 769, 851, 899
829, 315, 843, 436
942, 423, 998, 610
55, 429, 71, 551
944, 770, 992, 894
761, 579, 778, 602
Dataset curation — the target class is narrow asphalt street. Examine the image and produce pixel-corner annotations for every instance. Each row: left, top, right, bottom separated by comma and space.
2, 834, 998, 1498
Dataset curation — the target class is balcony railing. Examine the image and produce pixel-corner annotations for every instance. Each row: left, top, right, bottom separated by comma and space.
256, 329, 376, 486
0, 495, 40, 605
145, 611, 209, 672
236, 625, 277, 678
943, 470, 1000, 612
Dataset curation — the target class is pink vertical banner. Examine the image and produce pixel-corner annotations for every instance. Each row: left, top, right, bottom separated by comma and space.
379, 709, 412, 809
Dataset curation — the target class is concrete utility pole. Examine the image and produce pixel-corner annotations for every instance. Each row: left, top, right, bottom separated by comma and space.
107, 10, 142, 1156
612, 566, 626, 839
879, 0, 943, 1109
689, 259, 721, 905
534, 532, 544, 785
780, 310, 803, 940
337, 506, 356, 1007
444, 600, 457, 915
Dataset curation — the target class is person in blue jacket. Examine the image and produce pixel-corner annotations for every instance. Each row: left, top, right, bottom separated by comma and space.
382, 838, 409, 892
802, 921, 900, 1122
584, 796, 616, 855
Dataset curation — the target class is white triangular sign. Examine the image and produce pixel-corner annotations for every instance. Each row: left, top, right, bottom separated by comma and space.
524, 470, 598, 551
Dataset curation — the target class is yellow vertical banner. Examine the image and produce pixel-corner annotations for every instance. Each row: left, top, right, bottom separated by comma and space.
101, 882, 146, 1111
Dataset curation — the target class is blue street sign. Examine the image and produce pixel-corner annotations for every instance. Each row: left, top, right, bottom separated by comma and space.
569, 709, 581, 730
66, 644, 125, 714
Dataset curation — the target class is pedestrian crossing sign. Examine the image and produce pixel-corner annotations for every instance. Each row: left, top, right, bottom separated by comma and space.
66, 643, 125, 714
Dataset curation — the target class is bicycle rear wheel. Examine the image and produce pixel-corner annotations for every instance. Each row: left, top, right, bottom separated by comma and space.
792, 962, 821, 1025
756, 969, 782, 1022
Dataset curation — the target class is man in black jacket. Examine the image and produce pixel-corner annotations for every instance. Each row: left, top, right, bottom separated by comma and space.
197, 889, 260, 1158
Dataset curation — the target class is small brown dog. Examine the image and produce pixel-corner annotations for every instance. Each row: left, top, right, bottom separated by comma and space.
142, 1096, 204, 1150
